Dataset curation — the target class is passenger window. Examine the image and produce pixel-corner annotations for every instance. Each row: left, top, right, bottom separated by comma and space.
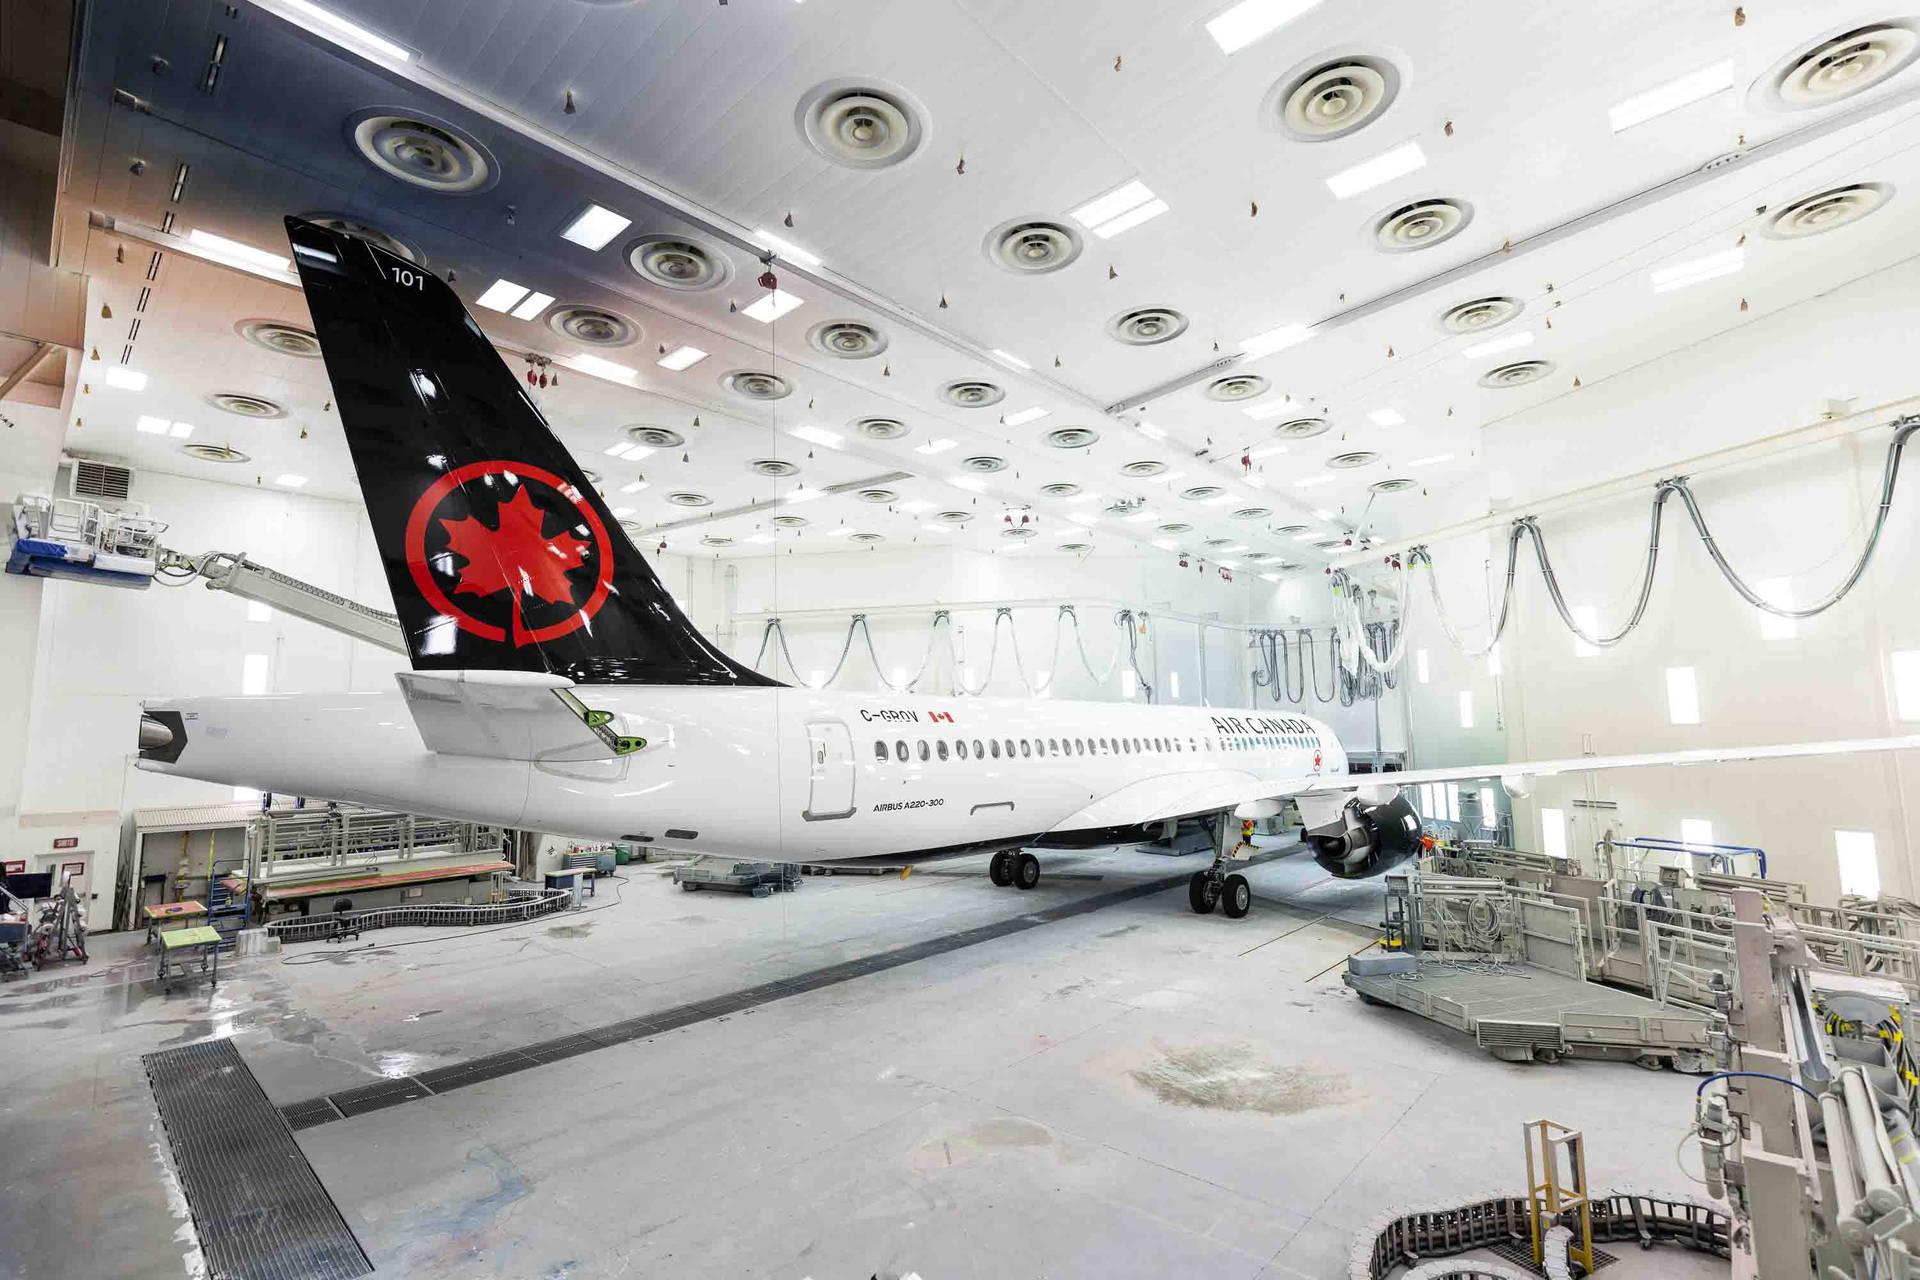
1123, 739, 1132, 754
1076, 739, 1086, 755
874, 740, 887, 760
990, 739, 1001, 758
937, 740, 949, 761
918, 740, 930, 762
957, 739, 969, 760
1004, 738, 1015, 757
1020, 739, 1031, 757
895, 740, 908, 762
1048, 738, 1059, 755
973, 738, 984, 758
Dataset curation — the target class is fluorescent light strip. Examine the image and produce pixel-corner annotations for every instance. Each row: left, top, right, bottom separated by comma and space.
1073, 180, 1155, 229
277, 0, 413, 61
560, 204, 632, 251
1248, 442, 1289, 460
915, 438, 957, 456
274, 473, 308, 488
170, 421, 194, 438
508, 291, 554, 322
475, 278, 531, 312
789, 424, 843, 450
186, 229, 292, 274
1609, 59, 1734, 133
1461, 330, 1534, 359
1325, 141, 1426, 200
566, 353, 637, 381
742, 289, 805, 323
135, 415, 171, 435
1407, 452, 1454, 467
1294, 475, 1334, 488
1651, 247, 1744, 293
603, 441, 638, 457
1205, 0, 1324, 54
1367, 408, 1405, 427
1243, 397, 1308, 421
656, 345, 708, 371
1136, 421, 1168, 440
1239, 324, 1311, 361
1088, 198, 1168, 240
950, 476, 986, 493
103, 366, 147, 390
1002, 407, 1049, 427
620, 480, 650, 494
991, 348, 1032, 370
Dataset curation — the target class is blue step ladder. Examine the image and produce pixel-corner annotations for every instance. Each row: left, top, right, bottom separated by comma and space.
205, 859, 251, 947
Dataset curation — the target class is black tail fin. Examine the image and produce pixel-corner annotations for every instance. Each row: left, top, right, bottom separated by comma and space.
285, 216, 777, 687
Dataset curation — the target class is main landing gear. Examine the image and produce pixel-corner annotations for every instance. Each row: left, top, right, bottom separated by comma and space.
989, 850, 1041, 891
1188, 816, 1253, 919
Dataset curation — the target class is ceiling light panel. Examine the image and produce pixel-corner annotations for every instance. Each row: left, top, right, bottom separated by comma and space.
1461, 330, 1534, 359
756, 230, 820, 266
277, 0, 412, 61
135, 415, 171, 434
742, 289, 805, 323
789, 425, 843, 449
560, 204, 632, 251
1240, 324, 1311, 360
915, 438, 957, 456
1206, 0, 1325, 55
1367, 408, 1405, 426
186, 228, 292, 274
103, 366, 147, 390
1609, 59, 1734, 132
1003, 407, 1049, 426
656, 345, 708, 371
1324, 141, 1426, 199
1651, 247, 1744, 292
508, 291, 554, 321
1072, 180, 1167, 239
566, 353, 637, 381
475, 278, 531, 312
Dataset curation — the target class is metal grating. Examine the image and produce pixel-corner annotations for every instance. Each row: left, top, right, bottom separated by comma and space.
280, 1097, 344, 1132
1487, 1238, 1618, 1274
328, 1076, 433, 1117
143, 1039, 371, 1280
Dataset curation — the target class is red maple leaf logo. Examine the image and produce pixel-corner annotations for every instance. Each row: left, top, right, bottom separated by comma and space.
439, 486, 592, 610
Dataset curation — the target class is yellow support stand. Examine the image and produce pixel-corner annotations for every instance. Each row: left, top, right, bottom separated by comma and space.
1524, 1118, 1595, 1274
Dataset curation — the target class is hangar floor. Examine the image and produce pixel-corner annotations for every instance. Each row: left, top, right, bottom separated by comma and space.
1, 840, 1723, 1280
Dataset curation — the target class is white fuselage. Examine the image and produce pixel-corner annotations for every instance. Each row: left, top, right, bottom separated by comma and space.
137, 686, 1350, 860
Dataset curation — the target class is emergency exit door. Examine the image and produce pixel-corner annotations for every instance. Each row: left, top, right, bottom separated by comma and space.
803, 721, 856, 821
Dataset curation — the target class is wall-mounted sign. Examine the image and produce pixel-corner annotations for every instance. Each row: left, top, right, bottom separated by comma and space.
52, 837, 78, 850
2, 861, 23, 876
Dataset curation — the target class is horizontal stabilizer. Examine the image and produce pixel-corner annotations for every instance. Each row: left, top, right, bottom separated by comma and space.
395, 669, 643, 761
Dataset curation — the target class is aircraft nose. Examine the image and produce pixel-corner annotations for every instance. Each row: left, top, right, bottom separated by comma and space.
138, 716, 175, 750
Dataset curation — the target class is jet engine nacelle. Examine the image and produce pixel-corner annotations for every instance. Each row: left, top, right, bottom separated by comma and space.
1304, 790, 1421, 879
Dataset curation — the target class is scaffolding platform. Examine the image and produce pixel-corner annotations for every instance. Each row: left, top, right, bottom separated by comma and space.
1344, 960, 1714, 1065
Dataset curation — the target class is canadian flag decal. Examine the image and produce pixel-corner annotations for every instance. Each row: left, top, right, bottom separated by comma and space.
929, 711, 955, 723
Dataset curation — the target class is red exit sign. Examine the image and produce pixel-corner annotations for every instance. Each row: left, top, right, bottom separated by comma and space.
52, 837, 78, 850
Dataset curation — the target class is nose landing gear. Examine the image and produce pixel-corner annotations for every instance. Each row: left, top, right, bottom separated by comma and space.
988, 850, 1041, 890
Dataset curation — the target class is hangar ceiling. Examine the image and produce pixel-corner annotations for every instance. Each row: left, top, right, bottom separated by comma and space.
46, 0, 1920, 572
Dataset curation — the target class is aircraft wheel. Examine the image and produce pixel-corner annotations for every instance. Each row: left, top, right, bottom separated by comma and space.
989, 851, 1013, 886
1012, 852, 1041, 890
1221, 873, 1252, 919
681, 880, 699, 891
1188, 871, 1219, 914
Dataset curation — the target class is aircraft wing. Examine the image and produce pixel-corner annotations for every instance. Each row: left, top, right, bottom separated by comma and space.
1048, 733, 1920, 833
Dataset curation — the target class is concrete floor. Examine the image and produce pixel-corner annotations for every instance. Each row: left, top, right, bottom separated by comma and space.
0, 840, 1727, 1279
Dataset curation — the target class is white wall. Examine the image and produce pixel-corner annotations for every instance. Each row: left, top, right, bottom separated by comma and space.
1400, 255, 1920, 903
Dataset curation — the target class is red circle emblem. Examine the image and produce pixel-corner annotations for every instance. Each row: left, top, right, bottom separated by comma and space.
404, 460, 614, 646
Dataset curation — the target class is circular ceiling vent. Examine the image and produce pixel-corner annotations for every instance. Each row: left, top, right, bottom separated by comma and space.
1120, 460, 1168, 477
1372, 198, 1472, 252
852, 416, 910, 440
206, 391, 287, 419
1104, 500, 1140, 516
345, 109, 497, 194
1046, 427, 1099, 448
295, 213, 423, 263
960, 454, 1007, 473
181, 442, 249, 463
1232, 506, 1272, 520
857, 487, 898, 503
627, 425, 686, 449
1040, 481, 1081, 498
808, 320, 888, 359
1275, 523, 1310, 535
547, 305, 637, 346
619, 520, 647, 540
1327, 450, 1379, 469
1001, 526, 1037, 540
234, 319, 320, 358
936, 510, 973, 523
1370, 477, 1415, 493
1275, 416, 1331, 439
1157, 522, 1193, 535
1753, 20, 1920, 111
1267, 53, 1403, 141
1058, 540, 1091, 552
666, 491, 712, 507
700, 535, 736, 548
1204, 537, 1234, 549
1108, 306, 1189, 345
627, 235, 731, 291
1763, 182, 1894, 238
771, 514, 809, 528
795, 79, 928, 169
940, 379, 1005, 409
850, 532, 886, 543
1438, 295, 1522, 334
1205, 374, 1269, 402
1478, 359, 1555, 389
1180, 485, 1224, 501
724, 370, 794, 401
984, 218, 1083, 275
748, 458, 799, 477
1315, 538, 1348, 550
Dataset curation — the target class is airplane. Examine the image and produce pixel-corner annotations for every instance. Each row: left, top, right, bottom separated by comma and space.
133, 218, 1920, 921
